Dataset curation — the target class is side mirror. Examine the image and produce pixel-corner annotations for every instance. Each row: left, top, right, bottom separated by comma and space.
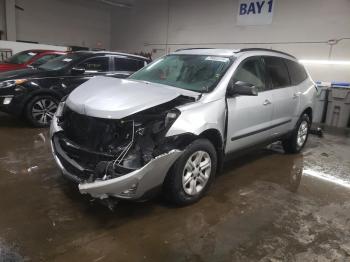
227, 81, 258, 97
71, 67, 85, 75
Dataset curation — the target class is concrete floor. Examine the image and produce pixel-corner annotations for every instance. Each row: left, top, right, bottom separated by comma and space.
0, 113, 350, 262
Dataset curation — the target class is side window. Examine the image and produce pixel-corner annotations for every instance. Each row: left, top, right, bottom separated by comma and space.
285, 59, 308, 85
264, 57, 291, 88
114, 57, 145, 71
232, 57, 266, 91
78, 57, 110, 72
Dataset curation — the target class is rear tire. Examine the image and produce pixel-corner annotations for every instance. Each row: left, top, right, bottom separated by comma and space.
282, 114, 310, 154
25, 95, 58, 127
163, 139, 217, 206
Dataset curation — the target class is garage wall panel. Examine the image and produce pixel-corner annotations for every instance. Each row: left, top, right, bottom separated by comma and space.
111, 0, 350, 82
15, 0, 111, 49
111, 0, 168, 55
0, 0, 5, 37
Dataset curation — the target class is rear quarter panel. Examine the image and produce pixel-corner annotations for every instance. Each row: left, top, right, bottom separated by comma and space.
296, 77, 316, 122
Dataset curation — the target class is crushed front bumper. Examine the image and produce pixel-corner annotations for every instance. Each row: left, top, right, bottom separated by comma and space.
50, 115, 183, 200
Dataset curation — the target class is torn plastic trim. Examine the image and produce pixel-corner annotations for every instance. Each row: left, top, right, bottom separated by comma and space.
78, 149, 183, 200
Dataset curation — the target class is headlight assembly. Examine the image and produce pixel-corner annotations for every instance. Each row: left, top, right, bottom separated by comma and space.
55, 101, 66, 118
165, 109, 181, 127
0, 79, 27, 89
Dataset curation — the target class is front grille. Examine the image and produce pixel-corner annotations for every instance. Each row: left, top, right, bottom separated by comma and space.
61, 106, 131, 153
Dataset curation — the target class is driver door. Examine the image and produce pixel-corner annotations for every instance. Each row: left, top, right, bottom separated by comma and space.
225, 57, 274, 153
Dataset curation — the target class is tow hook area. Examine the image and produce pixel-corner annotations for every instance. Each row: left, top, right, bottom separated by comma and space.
78, 149, 183, 200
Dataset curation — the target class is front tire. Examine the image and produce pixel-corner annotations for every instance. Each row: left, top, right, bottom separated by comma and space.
282, 114, 310, 154
163, 139, 217, 206
25, 95, 58, 127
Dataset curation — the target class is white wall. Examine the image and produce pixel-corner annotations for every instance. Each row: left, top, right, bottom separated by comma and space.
0, 0, 5, 38
14, 0, 111, 49
0, 40, 67, 54
111, 0, 350, 82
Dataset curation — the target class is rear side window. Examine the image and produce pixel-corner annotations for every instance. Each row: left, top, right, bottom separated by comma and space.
264, 57, 290, 88
114, 57, 145, 71
285, 59, 308, 85
78, 56, 110, 72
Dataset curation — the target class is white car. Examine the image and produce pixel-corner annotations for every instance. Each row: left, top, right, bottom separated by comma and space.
50, 48, 316, 205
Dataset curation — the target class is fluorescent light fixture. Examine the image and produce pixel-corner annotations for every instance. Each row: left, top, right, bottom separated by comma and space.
299, 59, 350, 65
98, 0, 132, 8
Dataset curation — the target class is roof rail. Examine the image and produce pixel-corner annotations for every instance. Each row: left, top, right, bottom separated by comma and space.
236, 48, 296, 59
175, 47, 215, 52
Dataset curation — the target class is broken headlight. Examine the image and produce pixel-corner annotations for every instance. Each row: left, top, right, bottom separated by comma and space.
165, 109, 180, 128
55, 101, 65, 118
55, 96, 68, 118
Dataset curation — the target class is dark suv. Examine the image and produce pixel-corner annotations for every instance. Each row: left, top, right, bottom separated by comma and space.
0, 51, 150, 127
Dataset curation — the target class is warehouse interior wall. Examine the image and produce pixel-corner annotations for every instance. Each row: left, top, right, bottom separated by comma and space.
0, 0, 5, 39
7, 0, 112, 49
110, 0, 350, 83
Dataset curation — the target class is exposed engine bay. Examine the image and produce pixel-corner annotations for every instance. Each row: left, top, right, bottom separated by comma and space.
55, 95, 195, 183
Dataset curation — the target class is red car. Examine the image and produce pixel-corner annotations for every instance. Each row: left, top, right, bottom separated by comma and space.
0, 49, 66, 72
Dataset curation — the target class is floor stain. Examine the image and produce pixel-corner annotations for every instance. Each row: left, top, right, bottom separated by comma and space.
0, 113, 350, 261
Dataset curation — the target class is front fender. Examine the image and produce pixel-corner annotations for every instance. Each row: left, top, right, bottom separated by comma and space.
166, 98, 226, 139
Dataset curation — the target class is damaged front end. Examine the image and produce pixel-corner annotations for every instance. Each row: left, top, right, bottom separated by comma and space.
50, 96, 195, 200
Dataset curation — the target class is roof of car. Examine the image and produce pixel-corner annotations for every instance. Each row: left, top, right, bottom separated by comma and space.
174, 48, 296, 59
73, 51, 150, 60
26, 49, 66, 54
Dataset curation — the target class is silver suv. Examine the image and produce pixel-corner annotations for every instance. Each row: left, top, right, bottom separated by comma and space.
50, 48, 316, 205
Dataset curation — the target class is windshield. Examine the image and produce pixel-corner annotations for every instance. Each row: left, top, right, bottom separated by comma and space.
31, 54, 64, 67
5, 51, 38, 64
38, 53, 83, 71
129, 54, 233, 93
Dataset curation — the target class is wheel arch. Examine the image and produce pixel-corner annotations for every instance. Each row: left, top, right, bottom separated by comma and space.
21, 89, 62, 116
301, 107, 313, 123
199, 128, 224, 173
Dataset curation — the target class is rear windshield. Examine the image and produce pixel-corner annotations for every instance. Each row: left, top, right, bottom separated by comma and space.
129, 54, 233, 93
5, 51, 38, 64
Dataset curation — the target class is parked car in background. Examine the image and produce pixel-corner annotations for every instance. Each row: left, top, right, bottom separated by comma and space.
50, 48, 316, 205
0, 51, 150, 127
0, 50, 66, 72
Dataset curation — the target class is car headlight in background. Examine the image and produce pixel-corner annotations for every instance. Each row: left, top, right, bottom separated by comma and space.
0, 79, 27, 89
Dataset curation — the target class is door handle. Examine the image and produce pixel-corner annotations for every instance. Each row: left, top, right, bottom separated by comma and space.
263, 99, 272, 105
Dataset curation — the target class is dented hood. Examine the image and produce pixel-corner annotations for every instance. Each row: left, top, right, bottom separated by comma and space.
66, 76, 199, 119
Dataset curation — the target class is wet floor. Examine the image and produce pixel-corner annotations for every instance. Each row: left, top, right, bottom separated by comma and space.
0, 112, 350, 262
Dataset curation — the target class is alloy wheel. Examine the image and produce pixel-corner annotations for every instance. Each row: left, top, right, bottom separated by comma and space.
31, 98, 58, 125
297, 120, 308, 148
182, 150, 212, 196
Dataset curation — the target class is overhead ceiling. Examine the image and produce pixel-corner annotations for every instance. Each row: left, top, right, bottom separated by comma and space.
96, 0, 134, 8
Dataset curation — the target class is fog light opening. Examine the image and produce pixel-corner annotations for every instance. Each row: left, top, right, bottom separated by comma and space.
3, 97, 12, 105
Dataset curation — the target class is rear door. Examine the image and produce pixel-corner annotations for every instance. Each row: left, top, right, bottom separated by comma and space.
226, 56, 274, 153
284, 59, 309, 120
263, 56, 297, 137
